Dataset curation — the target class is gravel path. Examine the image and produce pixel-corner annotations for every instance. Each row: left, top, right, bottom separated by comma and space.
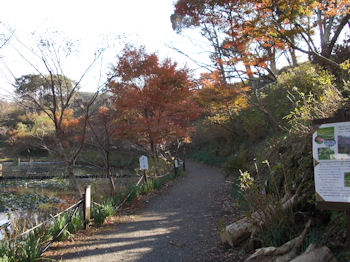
48, 161, 227, 261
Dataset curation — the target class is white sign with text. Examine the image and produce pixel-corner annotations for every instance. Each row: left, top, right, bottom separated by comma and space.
139, 155, 149, 170
313, 121, 350, 203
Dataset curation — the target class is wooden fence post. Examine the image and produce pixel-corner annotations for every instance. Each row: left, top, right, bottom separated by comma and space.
84, 185, 91, 229
143, 170, 148, 184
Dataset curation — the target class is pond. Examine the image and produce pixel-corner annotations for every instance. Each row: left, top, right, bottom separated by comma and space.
0, 162, 140, 240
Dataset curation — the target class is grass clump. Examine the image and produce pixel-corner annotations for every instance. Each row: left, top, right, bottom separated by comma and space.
67, 211, 84, 234
91, 201, 115, 226
0, 209, 84, 261
50, 215, 72, 241
0, 227, 50, 262
17, 231, 42, 262
0, 239, 15, 262
126, 184, 141, 202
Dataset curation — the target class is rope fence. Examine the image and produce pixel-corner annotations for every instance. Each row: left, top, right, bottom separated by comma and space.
91, 162, 184, 211
0, 198, 84, 259
40, 202, 81, 255
0, 158, 186, 259
13, 199, 83, 240
115, 175, 144, 210
92, 175, 145, 210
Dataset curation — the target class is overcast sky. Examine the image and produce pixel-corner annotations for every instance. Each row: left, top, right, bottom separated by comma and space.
0, 0, 211, 98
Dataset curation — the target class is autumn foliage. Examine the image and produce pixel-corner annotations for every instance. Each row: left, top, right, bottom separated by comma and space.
173, 0, 350, 79
196, 71, 249, 131
108, 46, 201, 158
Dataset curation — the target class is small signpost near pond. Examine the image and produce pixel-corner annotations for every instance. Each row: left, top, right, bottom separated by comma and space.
174, 159, 178, 175
313, 116, 350, 247
139, 155, 148, 183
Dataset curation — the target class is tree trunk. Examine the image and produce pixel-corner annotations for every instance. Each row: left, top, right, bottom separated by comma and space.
66, 162, 83, 198
57, 138, 83, 198
290, 48, 298, 67
150, 139, 159, 176
106, 151, 116, 196
268, 48, 277, 75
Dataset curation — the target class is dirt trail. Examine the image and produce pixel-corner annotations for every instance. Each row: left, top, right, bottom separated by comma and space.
48, 161, 228, 262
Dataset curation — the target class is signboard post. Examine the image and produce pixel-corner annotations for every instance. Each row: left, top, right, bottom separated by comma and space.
183, 146, 186, 171
174, 159, 178, 176
139, 155, 149, 183
312, 117, 350, 246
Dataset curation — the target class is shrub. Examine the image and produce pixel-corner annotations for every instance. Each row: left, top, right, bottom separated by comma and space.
0, 239, 14, 262
101, 201, 115, 217
17, 231, 41, 262
261, 62, 343, 131
258, 212, 297, 247
91, 206, 108, 226
0, 227, 50, 262
111, 193, 123, 207
67, 211, 84, 234
126, 185, 140, 202
284, 84, 343, 134
153, 177, 163, 190
50, 215, 71, 241
0, 255, 10, 262
240, 108, 268, 140
91, 201, 114, 226
223, 146, 249, 175
142, 180, 155, 194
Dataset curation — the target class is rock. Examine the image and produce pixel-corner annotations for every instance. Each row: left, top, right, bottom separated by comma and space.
290, 244, 337, 262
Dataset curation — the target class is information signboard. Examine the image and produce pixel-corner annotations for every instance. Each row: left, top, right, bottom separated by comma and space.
139, 155, 149, 170
174, 159, 178, 168
313, 121, 350, 204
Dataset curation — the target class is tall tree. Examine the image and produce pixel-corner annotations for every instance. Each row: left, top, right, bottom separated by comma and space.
14, 73, 97, 197
88, 105, 118, 195
108, 45, 200, 173
172, 0, 350, 80
171, 0, 280, 82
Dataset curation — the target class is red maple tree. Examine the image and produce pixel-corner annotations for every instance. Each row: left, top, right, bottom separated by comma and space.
108, 45, 201, 167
